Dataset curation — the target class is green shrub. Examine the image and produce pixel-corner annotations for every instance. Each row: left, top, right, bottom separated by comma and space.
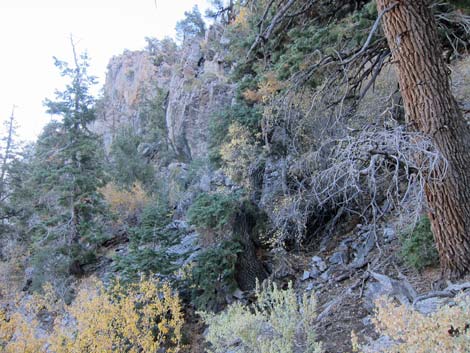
187, 192, 239, 232
189, 241, 242, 311
400, 215, 439, 271
29, 246, 71, 293
449, 0, 470, 13
109, 126, 155, 188
112, 248, 178, 284
201, 281, 322, 353
111, 201, 182, 283
135, 201, 173, 244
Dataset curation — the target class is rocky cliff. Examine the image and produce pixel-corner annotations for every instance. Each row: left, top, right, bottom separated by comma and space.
92, 50, 170, 151
94, 26, 234, 160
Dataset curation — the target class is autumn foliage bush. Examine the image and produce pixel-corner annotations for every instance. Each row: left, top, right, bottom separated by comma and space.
0, 277, 184, 353
100, 182, 149, 218
363, 295, 470, 353
220, 122, 260, 189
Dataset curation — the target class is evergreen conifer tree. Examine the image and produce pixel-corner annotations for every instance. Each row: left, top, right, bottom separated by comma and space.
175, 5, 206, 42
27, 42, 108, 288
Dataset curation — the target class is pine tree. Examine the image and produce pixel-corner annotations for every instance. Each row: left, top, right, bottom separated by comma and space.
378, 0, 470, 277
175, 5, 206, 42
205, 0, 235, 24
40, 43, 107, 246
0, 107, 20, 204
0, 107, 22, 241
26, 42, 108, 288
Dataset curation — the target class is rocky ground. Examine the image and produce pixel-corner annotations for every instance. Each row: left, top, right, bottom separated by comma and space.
90, 211, 470, 353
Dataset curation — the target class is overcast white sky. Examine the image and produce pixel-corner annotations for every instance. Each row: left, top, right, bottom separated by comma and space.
0, 0, 209, 142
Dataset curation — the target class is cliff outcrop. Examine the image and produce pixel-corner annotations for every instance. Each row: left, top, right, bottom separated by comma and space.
95, 27, 234, 160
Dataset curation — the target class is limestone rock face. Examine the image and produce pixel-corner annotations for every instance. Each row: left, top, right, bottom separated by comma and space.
164, 36, 234, 160
166, 47, 234, 160
95, 27, 234, 160
93, 50, 172, 151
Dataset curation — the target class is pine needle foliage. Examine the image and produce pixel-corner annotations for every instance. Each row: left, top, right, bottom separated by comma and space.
400, 215, 439, 271
187, 192, 240, 232
189, 240, 242, 311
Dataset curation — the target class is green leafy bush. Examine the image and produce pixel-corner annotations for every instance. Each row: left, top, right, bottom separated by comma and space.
400, 215, 439, 271
201, 281, 322, 353
187, 192, 239, 232
190, 241, 242, 311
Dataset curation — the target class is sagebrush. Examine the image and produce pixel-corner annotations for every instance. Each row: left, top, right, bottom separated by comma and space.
201, 281, 322, 353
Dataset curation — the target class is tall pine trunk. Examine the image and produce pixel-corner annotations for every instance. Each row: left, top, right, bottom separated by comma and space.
0, 109, 15, 196
377, 0, 470, 277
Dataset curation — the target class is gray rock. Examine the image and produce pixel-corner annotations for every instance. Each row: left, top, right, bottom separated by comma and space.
212, 170, 227, 186
165, 219, 188, 231
414, 297, 454, 315
329, 251, 349, 265
259, 158, 286, 215
24, 266, 34, 278
232, 288, 244, 300
350, 231, 375, 269
166, 57, 235, 159
167, 231, 201, 267
320, 269, 332, 282
199, 174, 212, 192
301, 270, 311, 281
362, 315, 373, 326
311, 255, 322, 263
312, 256, 327, 272
91, 50, 172, 152
383, 227, 396, 242
310, 268, 321, 278
361, 335, 396, 353
220, 34, 231, 46
92, 35, 235, 161
167, 232, 199, 255
363, 272, 417, 311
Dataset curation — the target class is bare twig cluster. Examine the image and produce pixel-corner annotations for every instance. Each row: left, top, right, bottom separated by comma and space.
265, 120, 446, 245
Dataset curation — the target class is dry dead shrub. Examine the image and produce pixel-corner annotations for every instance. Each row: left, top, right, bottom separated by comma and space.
242, 88, 263, 103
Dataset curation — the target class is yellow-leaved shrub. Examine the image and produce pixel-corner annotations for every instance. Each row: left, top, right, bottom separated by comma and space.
1, 277, 184, 353
368, 295, 470, 353
0, 307, 46, 353
100, 182, 149, 218
201, 281, 322, 353
220, 122, 260, 189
